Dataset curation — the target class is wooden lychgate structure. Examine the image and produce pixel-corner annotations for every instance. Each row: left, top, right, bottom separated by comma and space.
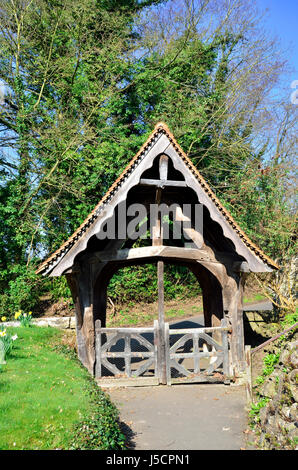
36, 123, 278, 385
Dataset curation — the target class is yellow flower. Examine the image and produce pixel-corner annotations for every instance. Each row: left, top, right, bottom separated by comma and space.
15, 311, 21, 320
28, 311, 32, 316
1, 316, 6, 322
0, 330, 6, 337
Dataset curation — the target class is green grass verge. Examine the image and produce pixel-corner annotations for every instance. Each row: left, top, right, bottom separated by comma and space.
0, 326, 125, 450
107, 292, 266, 328
243, 294, 265, 304
107, 304, 203, 328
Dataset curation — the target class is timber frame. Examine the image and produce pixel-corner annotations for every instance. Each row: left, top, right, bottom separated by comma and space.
36, 122, 278, 379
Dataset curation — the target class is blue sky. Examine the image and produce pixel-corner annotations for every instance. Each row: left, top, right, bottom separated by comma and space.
256, 0, 297, 81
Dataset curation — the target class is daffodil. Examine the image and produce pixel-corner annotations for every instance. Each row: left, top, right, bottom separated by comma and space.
15, 311, 21, 320
1, 316, 6, 322
0, 330, 7, 337
11, 334, 18, 341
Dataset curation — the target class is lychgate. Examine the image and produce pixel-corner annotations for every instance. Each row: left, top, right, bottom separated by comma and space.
36, 122, 278, 385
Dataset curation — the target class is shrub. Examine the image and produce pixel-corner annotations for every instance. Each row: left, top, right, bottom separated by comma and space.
107, 264, 201, 304
0, 264, 42, 318
68, 377, 126, 450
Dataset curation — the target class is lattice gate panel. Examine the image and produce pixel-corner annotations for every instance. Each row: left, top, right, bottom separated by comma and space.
165, 318, 230, 385
95, 320, 158, 380
94, 319, 230, 386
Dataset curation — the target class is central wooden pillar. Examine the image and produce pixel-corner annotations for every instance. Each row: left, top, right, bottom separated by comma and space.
153, 155, 167, 384
157, 260, 167, 384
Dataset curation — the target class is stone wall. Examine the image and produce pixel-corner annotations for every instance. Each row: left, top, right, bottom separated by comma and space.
243, 310, 279, 350
252, 335, 298, 449
3, 316, 76, 330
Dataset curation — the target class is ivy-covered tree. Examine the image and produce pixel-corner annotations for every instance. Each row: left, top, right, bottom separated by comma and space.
0, 0, 295, 315
0, 0, 166, 313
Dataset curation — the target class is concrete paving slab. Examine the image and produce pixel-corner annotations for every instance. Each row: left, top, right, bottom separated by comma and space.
108, 383, 247, 450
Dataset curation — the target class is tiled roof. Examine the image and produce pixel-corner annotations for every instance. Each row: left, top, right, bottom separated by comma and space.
36, 122, 279, 274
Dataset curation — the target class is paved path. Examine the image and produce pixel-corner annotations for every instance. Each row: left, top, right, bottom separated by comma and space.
108, 383, 247, 450
243, 300, 272, 311
106, 311, 251, 450
106, 302, 271, 450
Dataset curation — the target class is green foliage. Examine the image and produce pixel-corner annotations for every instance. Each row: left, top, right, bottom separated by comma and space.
0, 0, 295, 312
69, 378, 126, 450
108, 264, 201, 304
252, 351, 280, 417
254, 352, 280, 385
219, 166, 296, 260
282, 308, 298, 327
0, 0, 169, 313
0, 264, 45, 317
16, 310, 33, 327
262, 353, 280, 377
249, 397, 270, 424
49, 277, 73, 303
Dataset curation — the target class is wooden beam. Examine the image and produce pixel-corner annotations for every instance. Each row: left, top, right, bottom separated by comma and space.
159, 154, 169, 180
152, 184, 163, 246
139, 178, 187, 188
95, 245, 216, 263
174, 205, 203, 249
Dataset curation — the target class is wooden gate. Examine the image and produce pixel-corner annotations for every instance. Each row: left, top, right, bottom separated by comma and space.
94, 320, 160, 386
165, 318, 230, 385
94, 318, 230, 386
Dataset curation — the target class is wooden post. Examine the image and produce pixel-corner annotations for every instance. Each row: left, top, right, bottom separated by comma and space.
221, 318, 230, 384
245, 345, 253, 406
222, 278, 245, 375
154, 320, 159, 378
152, 156, 165, 246
165, 322, 171, 385
193, 331, 200, 374
94, 319, 101, 378
157, 260, 167, 384
152, 188, 163, 246
124, 334, 131, 377
159, 154, 168, 181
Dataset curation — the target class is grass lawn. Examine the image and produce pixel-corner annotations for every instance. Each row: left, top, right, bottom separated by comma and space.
0, 326, 125, 450
106, 293, 266, 328
243, 293, 266, 304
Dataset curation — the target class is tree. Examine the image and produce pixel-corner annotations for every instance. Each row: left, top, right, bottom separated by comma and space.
134, 0, 296, 255
0, 0, 296, 315
0, 0, 165, 313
